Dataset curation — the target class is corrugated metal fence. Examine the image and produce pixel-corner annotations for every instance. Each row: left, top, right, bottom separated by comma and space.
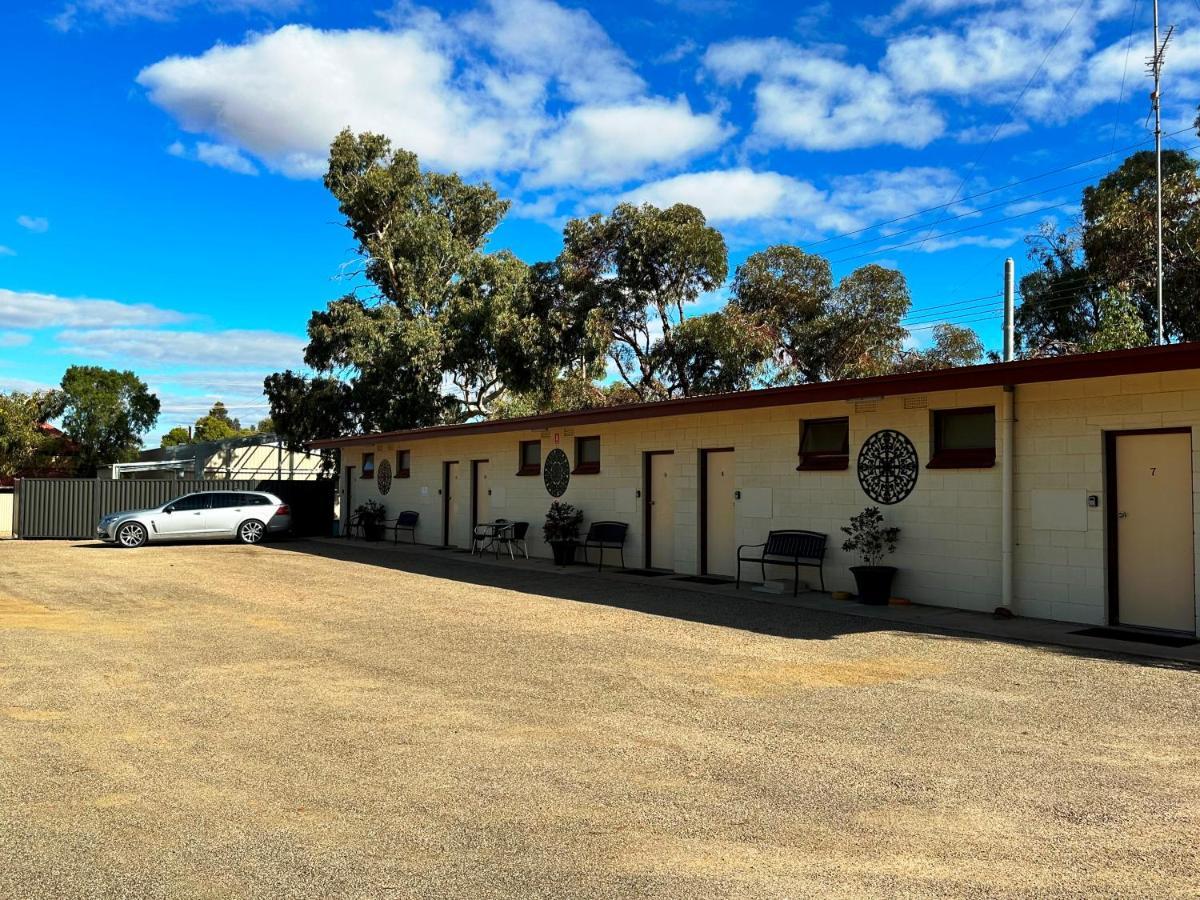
13, 478, 336, 539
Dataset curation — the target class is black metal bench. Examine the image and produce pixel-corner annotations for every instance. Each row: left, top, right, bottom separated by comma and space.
581, 521, 628, 571
388, 510, 419, 544
736, 530, 827, 596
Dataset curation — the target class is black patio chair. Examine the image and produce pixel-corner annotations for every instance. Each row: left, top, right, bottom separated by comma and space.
495, 521, 530, 560
389, 510, 420, 544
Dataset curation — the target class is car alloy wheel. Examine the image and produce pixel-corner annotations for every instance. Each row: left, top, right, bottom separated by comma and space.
238, 520, 265, 545
117, 522, 147, 548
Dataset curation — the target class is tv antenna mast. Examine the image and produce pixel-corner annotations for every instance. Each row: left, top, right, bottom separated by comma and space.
1149, 4, 1174, 345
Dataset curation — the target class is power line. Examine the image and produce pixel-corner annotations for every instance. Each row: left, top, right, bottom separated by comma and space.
828, 199, 1076, 265
912, 0, 1092, 253
828, 137, 1200, 267
1110, 0, 1142, 156
800, 127, 1192, 254
901, 291, 1003, 317
815, 171, 1097, 257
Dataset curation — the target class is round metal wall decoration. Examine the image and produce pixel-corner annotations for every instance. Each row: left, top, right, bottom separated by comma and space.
376, 458, 393, 495
856, 429, 919, 505
543, 448, 571, 497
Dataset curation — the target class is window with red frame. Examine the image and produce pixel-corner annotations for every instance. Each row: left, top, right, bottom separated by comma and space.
573, 436, 601, 474
517, 440, 541, 475
796, 417, 849, 471
928, 407, 996, 468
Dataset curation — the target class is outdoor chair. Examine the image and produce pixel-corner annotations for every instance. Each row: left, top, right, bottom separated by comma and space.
581, 521, 629, 571
472, 518, 509, 556
736, 530, 827, 596
389, 510, 420, 544
344, 511, 365, 539
495, 521, 530, 560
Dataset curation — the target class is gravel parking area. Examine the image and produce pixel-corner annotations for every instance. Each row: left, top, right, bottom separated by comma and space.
1, 539, 1198, 899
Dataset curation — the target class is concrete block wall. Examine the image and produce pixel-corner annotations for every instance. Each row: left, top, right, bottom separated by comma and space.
339, 370, 1200, 627
1012, 370, 1200, 626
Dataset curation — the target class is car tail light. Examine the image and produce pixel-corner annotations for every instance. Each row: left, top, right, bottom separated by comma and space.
276, 504, 290, 516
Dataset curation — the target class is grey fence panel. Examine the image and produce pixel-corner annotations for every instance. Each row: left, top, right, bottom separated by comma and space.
15, 479, 94, 539
15, 478, 335, 539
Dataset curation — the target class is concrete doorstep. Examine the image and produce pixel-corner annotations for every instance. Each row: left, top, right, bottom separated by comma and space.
312, 537, 1200, 666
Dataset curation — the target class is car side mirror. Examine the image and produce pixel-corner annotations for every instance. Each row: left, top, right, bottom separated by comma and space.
164, 507, 174, 514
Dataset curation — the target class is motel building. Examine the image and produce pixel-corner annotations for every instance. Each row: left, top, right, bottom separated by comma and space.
315, 344, 1200, 637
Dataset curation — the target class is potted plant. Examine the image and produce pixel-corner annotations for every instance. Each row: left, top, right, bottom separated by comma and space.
543, 501, 584, 566
841, 506, 900, 605
356, 499, 387, 542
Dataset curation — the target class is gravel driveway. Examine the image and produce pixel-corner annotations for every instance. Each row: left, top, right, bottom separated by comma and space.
1, 539, 1197, 899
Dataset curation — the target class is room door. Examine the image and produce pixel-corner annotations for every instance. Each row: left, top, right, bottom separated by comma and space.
444, 461, 468, 547
1112, 430, 1195, 633
473, 460, 491, 527
703, 449, 736, 577
646, 452, 675, 571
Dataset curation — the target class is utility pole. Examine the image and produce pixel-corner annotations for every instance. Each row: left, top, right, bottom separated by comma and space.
1003, 257, 1015, 363
1149, 4, 1173, 345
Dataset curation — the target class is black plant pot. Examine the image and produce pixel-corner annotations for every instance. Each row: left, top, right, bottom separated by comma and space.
850, 566, 897, 605
363, 521, 385, 542
550, 540, 577, 566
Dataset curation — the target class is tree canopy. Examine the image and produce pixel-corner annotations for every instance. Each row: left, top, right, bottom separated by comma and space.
264, 131, 1003, 445
0, 390, 67, 479
58, 366, 159, 475
1016, 149, 1200, 354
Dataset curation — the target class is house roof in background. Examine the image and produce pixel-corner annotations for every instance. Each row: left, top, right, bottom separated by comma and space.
313, 343, 1200, 449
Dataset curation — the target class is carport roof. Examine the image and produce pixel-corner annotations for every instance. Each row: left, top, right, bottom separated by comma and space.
313, 342, 1200, 448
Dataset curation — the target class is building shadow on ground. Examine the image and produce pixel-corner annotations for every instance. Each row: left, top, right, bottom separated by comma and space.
267, 538, 1200, 673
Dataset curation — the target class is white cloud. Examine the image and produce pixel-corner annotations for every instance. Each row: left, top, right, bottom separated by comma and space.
51, 0, 302, 30
137, 4, 727, 189
830, 167, 969, 225
0, 246, 15, 257
882, 26, 1035, 96
1003, 198, 1066, 216
139, 25, 518, 179
16, 215, 49, 233
956, 121, 1029, 144
913, 232, 1021, 252
878, 0, 1148, 123
704, 38, 945, 151
527, 98, 728, 188
456, 0, 645, 104
57, 328, 305, 368
0, 331, 33, 348
865, 0, 999, 34
166, 140, 258, 175
0, 288, 189, 329
616, 165, 976, 248
0, 376, 53, 393
619, 169, 847, 229
196, 142, 259, 175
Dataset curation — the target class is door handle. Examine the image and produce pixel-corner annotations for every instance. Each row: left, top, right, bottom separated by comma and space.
1117, 511, 1128, 519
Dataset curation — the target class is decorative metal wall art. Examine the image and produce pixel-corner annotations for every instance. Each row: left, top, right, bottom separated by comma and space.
856, 429, 918, 505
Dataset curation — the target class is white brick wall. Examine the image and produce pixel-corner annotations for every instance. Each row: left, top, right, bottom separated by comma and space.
339, 370, 1200, 628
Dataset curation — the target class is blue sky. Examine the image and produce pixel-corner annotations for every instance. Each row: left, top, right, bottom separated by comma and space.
2, 0, 1198, 439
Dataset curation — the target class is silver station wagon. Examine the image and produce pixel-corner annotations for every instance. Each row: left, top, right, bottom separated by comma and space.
96, 491, 291, 548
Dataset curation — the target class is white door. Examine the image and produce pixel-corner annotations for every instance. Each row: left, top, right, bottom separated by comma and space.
1116, 431, 1196, 632
475, 461, 491, 526
446, 463, 469, 547
704, 451, 736, 577
151, 493, 210, 538
649, 453, 675, 571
